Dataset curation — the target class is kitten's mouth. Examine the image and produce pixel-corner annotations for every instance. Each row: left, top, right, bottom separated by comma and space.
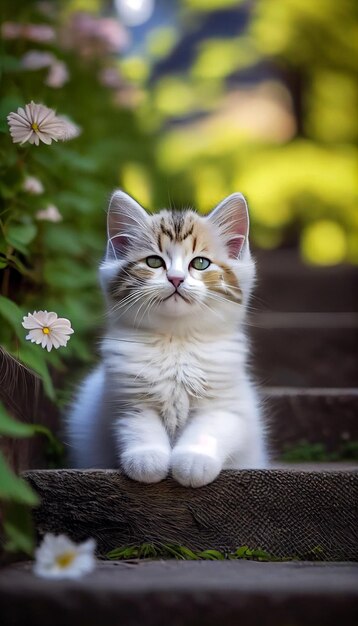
162, 290, 190, 304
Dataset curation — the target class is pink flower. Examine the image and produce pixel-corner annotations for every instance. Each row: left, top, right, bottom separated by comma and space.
23, 176, 44, 195
21, 50, 55, 70
1, 22, 56, 42
45, 61, 69, 88
98, 67, 122, 89
1, 22, 22, 39
36, 204, 62, 222
61, 12, 129, 57
24, 24, 56, 43
97, 18, 129, 53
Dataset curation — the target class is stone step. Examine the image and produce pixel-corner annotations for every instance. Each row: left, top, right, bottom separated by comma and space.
254, 251, 358, 312
250, 319, 358, 387
24, 469, 358, 561
263, 387, 358, 455
1, 560, 357, 626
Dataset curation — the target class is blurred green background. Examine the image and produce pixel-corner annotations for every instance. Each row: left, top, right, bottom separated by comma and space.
0, 0, 357, 399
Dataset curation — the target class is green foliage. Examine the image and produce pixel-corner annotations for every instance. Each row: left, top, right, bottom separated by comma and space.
0, 450, 38, 507
0, 404, 39, 556
106, 542, 283, 561
281, 440, 358, 463
105, 542, 330, 562
0, 401, 65, 554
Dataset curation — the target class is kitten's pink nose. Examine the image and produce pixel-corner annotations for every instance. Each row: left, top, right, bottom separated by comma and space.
167, 275, 184, 289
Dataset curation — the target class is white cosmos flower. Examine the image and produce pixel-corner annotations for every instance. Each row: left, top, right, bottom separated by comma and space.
34, 534, 96, 580
7, 101, 79, 146
22, 310, 74, 352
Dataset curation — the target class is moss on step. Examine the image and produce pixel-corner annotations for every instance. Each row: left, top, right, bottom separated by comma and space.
280, 440, 358, 462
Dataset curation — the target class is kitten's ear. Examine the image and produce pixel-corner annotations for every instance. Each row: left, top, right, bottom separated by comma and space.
106, 190, 149, 258
207, 192, 249, 258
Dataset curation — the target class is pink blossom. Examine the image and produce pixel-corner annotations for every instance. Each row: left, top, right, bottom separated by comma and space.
97, 18, 129, 53
23, 176, 44, 195
24, 24, 56, 43
98, 67, 122, 89
1, 22, 22, 39
36, 204, 62, 222
61, 12, 129, 57
45, 61, 69, 88
1, 21, 56, 42
21, 51, 55, 70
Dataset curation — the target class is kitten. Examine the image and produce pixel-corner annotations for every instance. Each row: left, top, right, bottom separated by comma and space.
66, 190, 268, 486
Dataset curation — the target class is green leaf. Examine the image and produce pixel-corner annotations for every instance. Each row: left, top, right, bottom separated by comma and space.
0, 55, 22, 73
233, 545, 249, 558
197, 549, 225, 560
0, 295, 23, 338
0, 119, 8, 134
13, 345, 55, 400
6, 222, 37, 248
176, 546, 199, 560
0, 451, 39, 505
6, 254, 35, 278
3, 502, 35, 556
0, 257, 8, 268
0, 402, 36, 438
0, 95, 23, 122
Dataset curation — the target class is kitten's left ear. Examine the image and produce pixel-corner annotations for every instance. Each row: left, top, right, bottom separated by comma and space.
207, 192, 249, 258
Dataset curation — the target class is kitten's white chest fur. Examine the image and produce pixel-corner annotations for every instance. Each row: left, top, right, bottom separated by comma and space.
67, 190, 268, 487
104, 331, 207, 438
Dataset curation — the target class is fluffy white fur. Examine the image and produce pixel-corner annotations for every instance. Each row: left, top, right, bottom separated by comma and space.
67, 191, 268, 486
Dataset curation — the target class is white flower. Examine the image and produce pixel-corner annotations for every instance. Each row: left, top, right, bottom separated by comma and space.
7, 101, 79, 146
34, 534, 96, 580
23, 176, 44, 195
22, 310, 74, 352
36, 204, 62, 222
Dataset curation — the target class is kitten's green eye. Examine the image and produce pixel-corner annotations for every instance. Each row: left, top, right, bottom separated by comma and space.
190, 257, 211, 271
146, 255, 165, 269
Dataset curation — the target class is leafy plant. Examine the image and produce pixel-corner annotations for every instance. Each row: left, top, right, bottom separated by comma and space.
106, 542, 288, 562
0, 398, 65, 554
281, 440, 358, 463
0, 402, 39, 555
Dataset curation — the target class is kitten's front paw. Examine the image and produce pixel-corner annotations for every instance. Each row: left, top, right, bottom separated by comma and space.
121, 447, 170, 484
171, 450, 221, 488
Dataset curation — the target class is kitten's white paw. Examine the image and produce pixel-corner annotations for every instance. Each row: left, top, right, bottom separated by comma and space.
171, 450, 221, 488
121, 447, 170, 484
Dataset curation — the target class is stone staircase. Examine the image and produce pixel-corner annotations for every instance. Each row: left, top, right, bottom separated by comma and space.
253, 251, 358, 460
1, 251, 357, 626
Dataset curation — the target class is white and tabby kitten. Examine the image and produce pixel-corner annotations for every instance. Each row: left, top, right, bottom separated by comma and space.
67, 190, 268, 486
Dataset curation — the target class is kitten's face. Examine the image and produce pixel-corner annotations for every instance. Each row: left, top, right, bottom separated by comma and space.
100, 192, 255, 331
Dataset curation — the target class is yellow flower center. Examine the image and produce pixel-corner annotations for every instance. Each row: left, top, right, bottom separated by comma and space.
55, 551, 76, 569
31, 122, 39, 131
42, 327, 50, 334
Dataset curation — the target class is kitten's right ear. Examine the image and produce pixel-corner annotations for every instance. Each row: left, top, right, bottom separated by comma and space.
106, 190, 149, 259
